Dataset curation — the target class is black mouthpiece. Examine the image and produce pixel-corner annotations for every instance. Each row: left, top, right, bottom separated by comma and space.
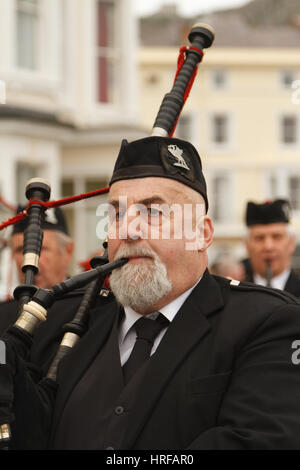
32, 257, 128, 310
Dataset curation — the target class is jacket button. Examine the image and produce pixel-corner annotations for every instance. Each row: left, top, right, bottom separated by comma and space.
115, 406, 124, 415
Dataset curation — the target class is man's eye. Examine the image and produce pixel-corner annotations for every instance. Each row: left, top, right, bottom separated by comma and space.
147, 207, 164, 225
148, 207, 160, 217
115, 210, 125, 220
147, 207, 164, 222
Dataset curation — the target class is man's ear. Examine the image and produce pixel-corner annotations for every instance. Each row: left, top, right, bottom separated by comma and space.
289, 233, 296, 255
194, 215, 214, 252
202, 216, 214, 251
64, 241, 75, 265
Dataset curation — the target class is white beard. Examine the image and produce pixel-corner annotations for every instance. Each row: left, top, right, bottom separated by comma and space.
109, 245, 172, 312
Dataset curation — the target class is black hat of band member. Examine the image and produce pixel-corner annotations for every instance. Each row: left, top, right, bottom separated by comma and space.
246, 199, 291, 226
109, 136, 208, 211
12, 206, 69, 235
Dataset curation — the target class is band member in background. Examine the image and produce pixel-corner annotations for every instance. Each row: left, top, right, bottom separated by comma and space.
10, 206, 74, 290
0, 207, 74, 336
2, 137, 300, 450
244, 199, 300, 297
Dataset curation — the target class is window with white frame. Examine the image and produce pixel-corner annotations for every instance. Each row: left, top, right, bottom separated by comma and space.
96, 0, 119, 104
281, 70, 296, 89
174, 114, 192, 141
62, 177, 109, 272
288, 176, 300, 211
16, 162, 40, 205
212, 113, 229, 144
281, 115, 298, 144
266, 170, 300, 215
211, 174, 232, 223
16, 0, 40, 70
211, 69, 227, 89
85, 178, 109, 252
270, 174, 277, 199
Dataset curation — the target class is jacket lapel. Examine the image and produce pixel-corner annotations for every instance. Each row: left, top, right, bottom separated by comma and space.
284, 270, 300, 297
122, 270, 225, 449
51, 301, 121, 436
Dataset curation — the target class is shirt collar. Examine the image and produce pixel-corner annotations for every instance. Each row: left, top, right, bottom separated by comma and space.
120, 276, 202, 343
254, 268, 291, 290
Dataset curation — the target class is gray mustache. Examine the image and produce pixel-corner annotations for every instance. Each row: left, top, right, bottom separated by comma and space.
114, 246, 156, 261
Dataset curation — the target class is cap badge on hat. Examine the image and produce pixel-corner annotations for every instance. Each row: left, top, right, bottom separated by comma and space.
45, 208, 58, 225
167, 144, 190, 170
160, 142, 195, 182
281, 201, 290, 220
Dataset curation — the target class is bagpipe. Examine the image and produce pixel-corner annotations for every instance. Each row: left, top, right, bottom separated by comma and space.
0, 23, 214, 449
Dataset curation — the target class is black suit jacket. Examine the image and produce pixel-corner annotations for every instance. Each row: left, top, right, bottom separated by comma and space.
4, 270, 300, 449
284, 270, 300, 298
33, 270, 300, 450
243, 260, 300, 298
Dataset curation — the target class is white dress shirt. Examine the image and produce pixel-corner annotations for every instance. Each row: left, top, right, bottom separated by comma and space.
118, 277, 201, 366
253, 268, 291, 291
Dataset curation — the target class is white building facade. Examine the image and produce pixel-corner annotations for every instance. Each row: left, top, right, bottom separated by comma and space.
0, 0, 144, 298
138, 46, 300, 267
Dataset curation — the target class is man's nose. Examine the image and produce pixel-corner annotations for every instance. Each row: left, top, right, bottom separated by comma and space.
118, 209, 147, 241
127, 219, 143, 241
263, 237, 274, 250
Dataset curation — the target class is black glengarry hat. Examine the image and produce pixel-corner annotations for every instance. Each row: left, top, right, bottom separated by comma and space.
12, 206, 69, 235
109, 136, 208, 212
246, 199, 291, 226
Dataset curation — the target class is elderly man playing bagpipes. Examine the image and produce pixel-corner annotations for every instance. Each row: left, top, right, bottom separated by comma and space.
1, 24, 300, 451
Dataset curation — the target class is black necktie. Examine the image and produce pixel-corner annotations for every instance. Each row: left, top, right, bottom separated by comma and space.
122, 313, 169, 384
